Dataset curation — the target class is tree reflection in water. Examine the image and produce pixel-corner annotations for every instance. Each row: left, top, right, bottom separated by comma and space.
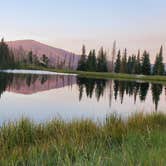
0, 73, 165, 112
151, 84, 163, 111
77, 77, 165, 111
0, 73, 13, 98
0, 73, 76, 96
77, 77, 106, 101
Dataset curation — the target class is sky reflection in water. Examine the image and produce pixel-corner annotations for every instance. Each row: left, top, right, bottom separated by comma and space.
0, 73, 166, 125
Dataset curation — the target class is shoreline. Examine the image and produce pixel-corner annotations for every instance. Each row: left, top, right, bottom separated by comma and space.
10, 65, 166, 84
0, 69, 77, 76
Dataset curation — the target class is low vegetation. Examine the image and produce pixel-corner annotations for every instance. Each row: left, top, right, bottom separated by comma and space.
76, 71, 166, 83
0, 113, 166, 165
16, 65, 166, 84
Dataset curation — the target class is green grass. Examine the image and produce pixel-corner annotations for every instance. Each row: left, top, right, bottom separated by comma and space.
0, 113, 166, 165
16, 65, 166, 84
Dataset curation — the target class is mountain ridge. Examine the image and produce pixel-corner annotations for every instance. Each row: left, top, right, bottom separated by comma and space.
7, 40, 80, 69
7, 39, 73, 55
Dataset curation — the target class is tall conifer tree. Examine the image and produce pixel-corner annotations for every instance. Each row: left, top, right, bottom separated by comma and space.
114, 50, 121, 73
141, 51, 151, 75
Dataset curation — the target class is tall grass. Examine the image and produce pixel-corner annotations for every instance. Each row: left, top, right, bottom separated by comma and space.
0, 113, 166, 165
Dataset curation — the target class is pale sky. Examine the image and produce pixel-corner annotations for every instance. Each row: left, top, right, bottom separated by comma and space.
0, 0, 166, 62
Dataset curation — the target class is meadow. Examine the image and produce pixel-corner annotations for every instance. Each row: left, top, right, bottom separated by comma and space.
19, 65, 166, 84
1, 113, 166, 165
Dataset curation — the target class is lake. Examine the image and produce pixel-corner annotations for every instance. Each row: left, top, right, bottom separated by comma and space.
0, 71, 166, 125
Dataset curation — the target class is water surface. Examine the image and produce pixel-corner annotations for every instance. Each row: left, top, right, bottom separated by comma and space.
0, 72, 166, 124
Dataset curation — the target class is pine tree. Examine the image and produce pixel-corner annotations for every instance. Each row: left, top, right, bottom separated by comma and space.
87, 50, 97, 71
127, 56, 132, 74
135, 50, 141, 74
131, 55, 136, 74
77, 45, 87, 71
153, 55, 159, 75
158, 46, 165, 75
141, 51, 151, 75
0, 38, 12, 69
87, 50, 92, 71
97, 47, 108, 72
153, 46, 165, 75
114, 50, 121, 73
120, 48, 127, 73
9, 49, 15, 68
28, 51, 33, 64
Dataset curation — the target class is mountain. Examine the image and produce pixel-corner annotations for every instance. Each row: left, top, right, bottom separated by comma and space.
7, 40, 80, 69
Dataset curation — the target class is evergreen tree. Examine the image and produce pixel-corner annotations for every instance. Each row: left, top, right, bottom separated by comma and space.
28, 51, 33, 64
127, 56, 132, 74
120, 48, 127, 73
153, 55, 159, 75
131, 55, 136, 74
77, 45, 87, 71
0, 38, 14, 69
97, 47, 108, 72
153, 46, 165, 75
135, 50, 141, 74
114, 50, 121, 73
92, 49, 97, 71
87, 49, 97, 71
141, 51, 151, 75
8, 49, 15, 68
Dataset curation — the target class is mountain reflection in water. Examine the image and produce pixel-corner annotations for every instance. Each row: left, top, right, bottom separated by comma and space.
0, 73, 76, 95
0, 73, 165, 112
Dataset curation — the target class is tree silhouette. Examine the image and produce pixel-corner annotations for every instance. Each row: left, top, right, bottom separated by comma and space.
151, 83, 163, 111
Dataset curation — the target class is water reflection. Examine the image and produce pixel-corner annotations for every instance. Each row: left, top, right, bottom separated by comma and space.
0, 73, 165, 113
113, 81, 150, 103
151, 84, 163, 111
77, 77, 106, 101
0, 73, 13, 97
0, 73, 76, 95
77, 78, 165, 112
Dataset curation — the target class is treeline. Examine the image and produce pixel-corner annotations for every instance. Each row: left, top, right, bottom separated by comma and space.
77, 45, 108, 72
17, 49, 76, 70
77, 45, 165, 75
0, 39, 77, 70
0, 39, 15, 69
0, 38, 50, 69
20, 51, 49, 67
114, 46, 165, 75
0, 38, 165, 75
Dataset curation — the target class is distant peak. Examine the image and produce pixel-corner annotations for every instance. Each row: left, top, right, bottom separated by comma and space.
8, 39, 37, 43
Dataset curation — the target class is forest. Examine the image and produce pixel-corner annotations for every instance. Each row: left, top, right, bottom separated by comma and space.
0, 39, 165, 76
77, 45, 165, 75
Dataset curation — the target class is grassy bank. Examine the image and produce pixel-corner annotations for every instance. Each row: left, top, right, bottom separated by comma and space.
1, 113, 166, 165
17, 65, 166, 83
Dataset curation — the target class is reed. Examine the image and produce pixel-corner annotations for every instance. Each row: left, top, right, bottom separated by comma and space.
0, 113, 166, 165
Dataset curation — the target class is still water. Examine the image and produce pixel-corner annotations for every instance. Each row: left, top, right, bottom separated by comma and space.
0, 72, 166, 124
